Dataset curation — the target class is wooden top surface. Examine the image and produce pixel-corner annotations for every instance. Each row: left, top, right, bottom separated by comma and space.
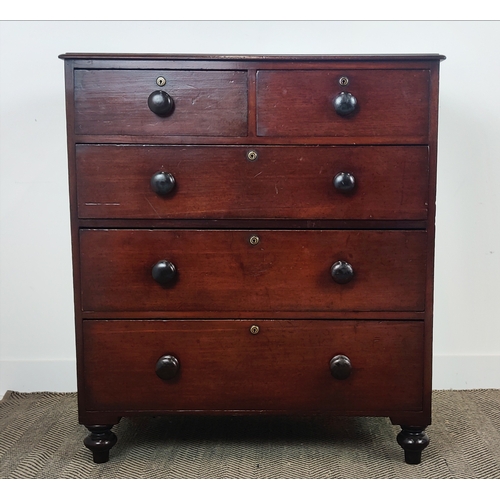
59, 53, 446, 61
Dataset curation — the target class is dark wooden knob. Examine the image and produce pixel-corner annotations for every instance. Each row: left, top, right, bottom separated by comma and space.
152, 260, 177, 284
333, 172, 356, 192
151, 171, 176, 195
148, 90, 174, 116
155, 355, 180, 380
330, 260, 354, 284
333, 92, 357, 116
329, 355, 352, 380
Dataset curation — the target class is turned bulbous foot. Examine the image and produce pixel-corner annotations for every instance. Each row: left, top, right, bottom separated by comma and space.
397, 426, 429, 464
84, 425, 117, 463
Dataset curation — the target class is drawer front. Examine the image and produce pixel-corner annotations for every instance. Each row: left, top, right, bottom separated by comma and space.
82, 320, 424, 412
79, 229, 427, 313
76, 145, 429, 220
74, 70, 248, 137
257, 70, 430, 139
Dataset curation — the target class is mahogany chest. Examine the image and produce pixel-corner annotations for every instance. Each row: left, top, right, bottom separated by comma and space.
60, 53, 444, 464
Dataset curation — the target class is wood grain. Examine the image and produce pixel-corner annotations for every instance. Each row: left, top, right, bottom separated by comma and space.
256, 69, 430, 139
82, 319, 424, 413
74, 69, 248, 137
79, 229, 427, 313
76, 145, 429, 220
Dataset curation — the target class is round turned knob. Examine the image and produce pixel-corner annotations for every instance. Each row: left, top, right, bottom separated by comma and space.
152, 260, 177, 284
330, 260, 354, 284
333, 172, 356, 192
155, 355, 180, 380
148, 90, 174, 116
333, 92, 357, 116
329, 355, 352, 380
150, 171, 176, 195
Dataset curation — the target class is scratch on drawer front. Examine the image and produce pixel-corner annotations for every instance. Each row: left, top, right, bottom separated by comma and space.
144, 196, 160, 217
85, 202, 121, 206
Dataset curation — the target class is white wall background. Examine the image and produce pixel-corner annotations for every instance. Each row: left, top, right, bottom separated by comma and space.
1, 20, 499, 397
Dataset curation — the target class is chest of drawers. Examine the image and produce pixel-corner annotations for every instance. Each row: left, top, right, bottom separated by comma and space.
60, 53, 444, 465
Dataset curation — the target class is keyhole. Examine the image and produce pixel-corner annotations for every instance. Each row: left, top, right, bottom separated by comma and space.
247, 150, 258, 161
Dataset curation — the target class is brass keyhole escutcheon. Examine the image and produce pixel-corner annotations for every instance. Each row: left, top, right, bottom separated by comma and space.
156, 76, 166, 87
247, 150, 258, 162
339, 76, 349, 86
250, 325, 260, 335
249, 235, 260, 245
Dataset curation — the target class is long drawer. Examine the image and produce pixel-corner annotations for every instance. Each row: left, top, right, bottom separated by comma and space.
76, 145, 429, 220
79, 229, 427, 313
82, 320, 424, 412
256, 69, 430, 139
74, 69, 248, 136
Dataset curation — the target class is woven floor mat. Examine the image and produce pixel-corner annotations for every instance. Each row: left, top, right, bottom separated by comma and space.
1, 389, 499, 478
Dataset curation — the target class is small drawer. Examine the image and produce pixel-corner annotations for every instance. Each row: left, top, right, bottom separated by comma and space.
76, 145, 429, 220
256, 70, 430, 140
79, 229, 427, 314
74, 69, 248, 137
82, 319, 424, 412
